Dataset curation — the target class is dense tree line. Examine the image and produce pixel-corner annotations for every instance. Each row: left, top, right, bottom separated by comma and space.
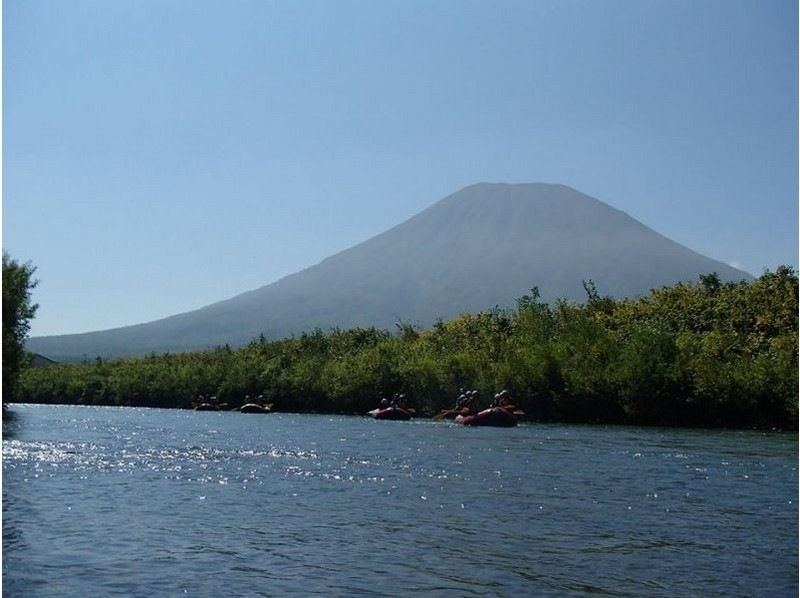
17, 268, 798, 429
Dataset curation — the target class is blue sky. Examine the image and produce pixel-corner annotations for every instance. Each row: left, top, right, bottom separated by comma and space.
4, 0, 797, 337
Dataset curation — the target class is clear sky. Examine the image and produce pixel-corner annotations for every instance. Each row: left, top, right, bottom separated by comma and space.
3, 0, 797, 337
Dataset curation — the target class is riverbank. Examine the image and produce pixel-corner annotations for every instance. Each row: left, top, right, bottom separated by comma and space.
17, 269, 798, 430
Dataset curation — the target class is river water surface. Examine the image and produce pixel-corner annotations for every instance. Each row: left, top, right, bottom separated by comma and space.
3, 404, 797, 596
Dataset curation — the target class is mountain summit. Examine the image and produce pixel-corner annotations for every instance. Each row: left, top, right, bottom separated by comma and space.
28, 183, 751, 360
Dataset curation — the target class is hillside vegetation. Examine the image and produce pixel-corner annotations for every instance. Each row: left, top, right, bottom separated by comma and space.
18, 268, 797, 429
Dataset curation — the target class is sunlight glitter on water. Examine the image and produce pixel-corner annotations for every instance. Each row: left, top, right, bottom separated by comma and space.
3, 406, 798, 597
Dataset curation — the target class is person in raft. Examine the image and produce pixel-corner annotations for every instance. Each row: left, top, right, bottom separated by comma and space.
464, 390, 480, 414
498, 389, 512, 408
397, 394, 409, 410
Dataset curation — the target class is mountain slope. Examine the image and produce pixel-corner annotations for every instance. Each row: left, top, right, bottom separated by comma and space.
27, 183, 752, 360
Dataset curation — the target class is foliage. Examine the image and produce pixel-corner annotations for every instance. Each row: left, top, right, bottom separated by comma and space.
17, 269, 799, 429
3, 253, 39, 402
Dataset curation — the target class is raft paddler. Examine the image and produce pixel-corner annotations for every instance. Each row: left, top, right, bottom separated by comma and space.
433, 392, 471, 420
498, 389, 513, 408
498, 389, 526, 419
463, 390, 480, 414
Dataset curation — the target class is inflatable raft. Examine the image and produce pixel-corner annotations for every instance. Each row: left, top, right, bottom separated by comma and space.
240, 403, 272, 414
455, 407, 517, 427
368, 407, 413, 421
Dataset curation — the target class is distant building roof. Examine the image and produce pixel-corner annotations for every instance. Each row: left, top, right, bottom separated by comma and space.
30, 353, 58, 367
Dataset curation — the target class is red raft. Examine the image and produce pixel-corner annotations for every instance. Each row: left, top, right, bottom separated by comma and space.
455, 407, 517, 427
240, 403, 272, 414
368, 407, 413, 421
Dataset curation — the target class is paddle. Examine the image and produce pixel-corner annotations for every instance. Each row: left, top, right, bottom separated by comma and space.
433, 407, 468, 421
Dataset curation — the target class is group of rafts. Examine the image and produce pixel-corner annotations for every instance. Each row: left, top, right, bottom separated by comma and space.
193, 394, 273, 413
194, 390, 524, 427
369, 389, 524, 427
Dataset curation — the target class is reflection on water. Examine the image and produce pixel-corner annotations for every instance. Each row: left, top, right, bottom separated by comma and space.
3, 404, 797, 596
3, 409, 21, 439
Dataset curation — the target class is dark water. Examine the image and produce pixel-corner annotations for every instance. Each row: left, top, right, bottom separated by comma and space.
3, 405, 797, 597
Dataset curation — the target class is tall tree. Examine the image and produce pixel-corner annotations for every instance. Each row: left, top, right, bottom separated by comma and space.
3, 252, 39, 402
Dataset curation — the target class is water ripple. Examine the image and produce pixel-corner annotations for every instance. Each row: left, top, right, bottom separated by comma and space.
3, 406, 797, 596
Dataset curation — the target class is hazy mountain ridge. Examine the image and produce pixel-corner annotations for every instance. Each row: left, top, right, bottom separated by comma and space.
27, 183, 752, 361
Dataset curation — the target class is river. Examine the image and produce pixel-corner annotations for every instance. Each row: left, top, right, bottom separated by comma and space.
2, 404, 797, 596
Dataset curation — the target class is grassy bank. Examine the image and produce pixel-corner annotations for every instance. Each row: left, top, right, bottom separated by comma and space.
18, 268, 798, 429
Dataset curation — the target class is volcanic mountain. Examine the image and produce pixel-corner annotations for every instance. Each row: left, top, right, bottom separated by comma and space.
28, 183, 751, 361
